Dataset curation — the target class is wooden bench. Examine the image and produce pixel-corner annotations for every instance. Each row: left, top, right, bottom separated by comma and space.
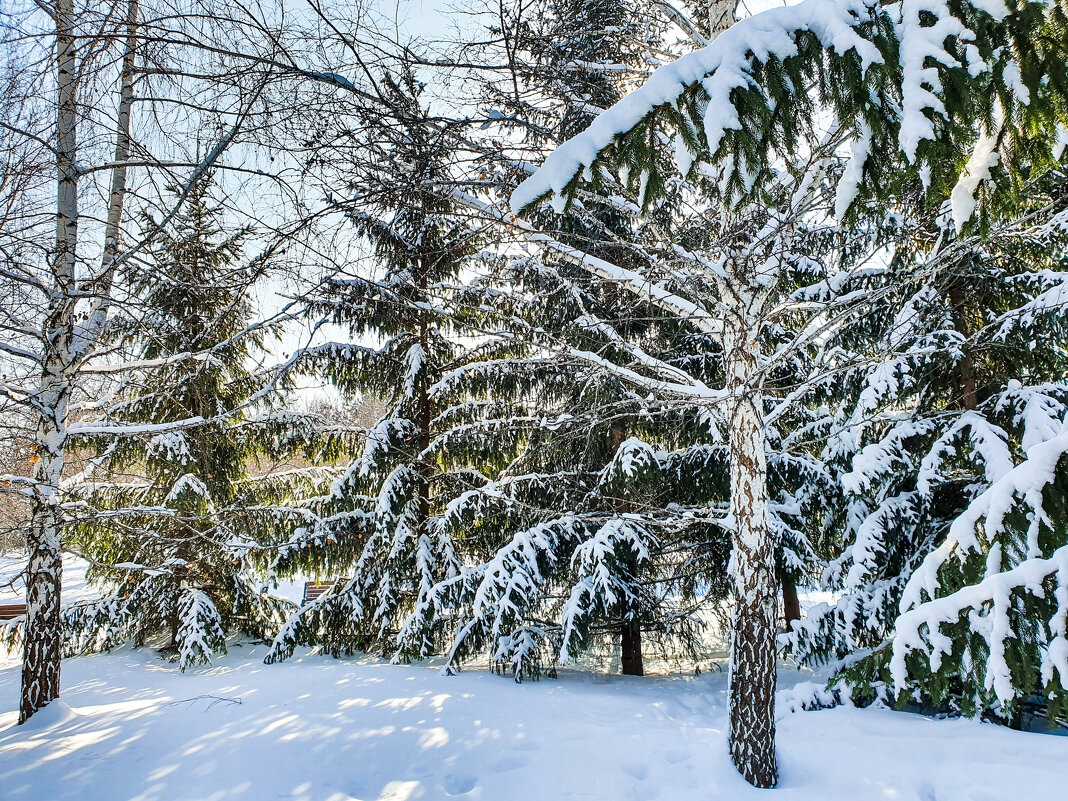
0, 602, 27, 621
301, 581, 336, 605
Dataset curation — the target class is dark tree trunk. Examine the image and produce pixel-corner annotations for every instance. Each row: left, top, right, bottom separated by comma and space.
949, 283, 978, 411
781, 573, 801, 632
416, 258, 432, 522
610, 418, 645, 677
168, 599, 180, 648
959, 350, 978, 411
621, 619, 644, 676
168, 537, 191, 649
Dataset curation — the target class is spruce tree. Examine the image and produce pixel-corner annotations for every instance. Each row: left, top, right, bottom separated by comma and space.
264, 70, 486, 663
507, 0, 1068, 785
61, 174, 291, 668
788, 158, 1068, 726
743, 0, 1068, 728
401, 0, 738, 679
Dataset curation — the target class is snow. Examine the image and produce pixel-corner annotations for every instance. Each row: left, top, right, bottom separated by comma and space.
0, 554, 309, 609
0, 554, 100, 605
265, 575, 311, 606
164, 472, 214, 506
1, 646, 1065, 801
525, 234, 722, 336
833, 121, 872, 220
892, 427, 1068, 698
998, 382, 1066, 452
512, 0, 1021, 218
916, 411, 1013, 496
561, 519, 654, 661
904, 426, 1068, 607
403, 343, 426, 399
175, 589, 226, 669
672, 130, 696, 178
148, 432, 190, 463
949, 107, 1002, 232
895, 0, 967, 162
892, 545, 1068, 702
1054, 124, 1068, 162
511, 0, 883, 213
602, 437, 659, 482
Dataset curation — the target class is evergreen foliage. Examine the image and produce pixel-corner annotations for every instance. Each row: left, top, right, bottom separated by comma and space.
420, 0, 733, 679
788, 163, 1068, 726
6, 0, 1065, 753
506, 0, 1068, 752
60, 175, 291, 669
264, 70, 487, 664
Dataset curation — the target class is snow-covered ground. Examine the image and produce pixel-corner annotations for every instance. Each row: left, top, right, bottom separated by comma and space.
0, 553, 100, 605
0, 553, 308, 606
0, 560, 1062, 799
1, 645, 1065, 801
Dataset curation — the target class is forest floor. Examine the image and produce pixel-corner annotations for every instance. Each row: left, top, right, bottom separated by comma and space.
1, 642, 1066, 801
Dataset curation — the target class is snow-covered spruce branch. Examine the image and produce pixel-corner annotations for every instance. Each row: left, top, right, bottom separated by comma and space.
452, 190, 724, 337
901, 428, 1068, 610
882, 422, 1068, 707
511, 0, 1042, 226
892, 544, 1068, 705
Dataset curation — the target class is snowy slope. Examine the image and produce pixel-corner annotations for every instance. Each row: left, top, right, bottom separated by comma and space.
0, 554, 100, 604
0, 553, 308, 607
0, 646, 1064, 801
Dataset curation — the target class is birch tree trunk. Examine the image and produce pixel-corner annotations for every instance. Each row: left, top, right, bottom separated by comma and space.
20, 0, 79, 724
90, 0, 139, 334
723, 304, 778, 788
20, 379, 69, 723
708, 0, 737, 38
20, 0, 139, 723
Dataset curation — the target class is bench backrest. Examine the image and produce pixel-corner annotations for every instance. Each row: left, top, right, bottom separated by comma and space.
301, 581, 335, 605
0, 602, 27, 621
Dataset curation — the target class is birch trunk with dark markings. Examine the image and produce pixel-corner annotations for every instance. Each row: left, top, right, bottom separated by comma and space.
708, 0, 737, 38
20, 0, 139, 723
724, 301, 777, 788
20, 0, 79, 724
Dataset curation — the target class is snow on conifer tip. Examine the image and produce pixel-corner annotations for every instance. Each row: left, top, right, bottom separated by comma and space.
511, 0, 885, 213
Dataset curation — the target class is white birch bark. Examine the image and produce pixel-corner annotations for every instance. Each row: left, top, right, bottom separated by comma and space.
20, 0, 79, 724
20, 0, 139, 724
707, 0, 737, 39
723, 293, 778, 787
82, 0, 139, 354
